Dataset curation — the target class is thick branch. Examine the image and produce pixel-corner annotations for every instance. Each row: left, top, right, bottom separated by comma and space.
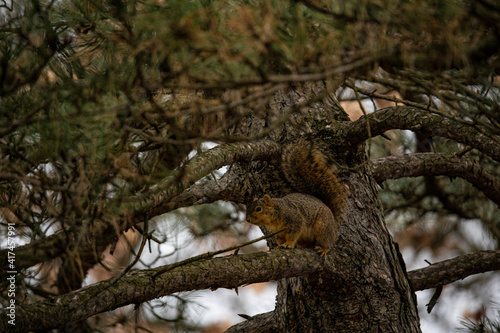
340, 106, 500, 162
370, 153, 500, 206
2, 248, 499, 332
0, 249, 321, 333
408, 250, 500, 291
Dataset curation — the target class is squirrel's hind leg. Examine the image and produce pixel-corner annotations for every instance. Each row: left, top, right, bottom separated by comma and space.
313, 213, 338, 258
314, 246, 330, 258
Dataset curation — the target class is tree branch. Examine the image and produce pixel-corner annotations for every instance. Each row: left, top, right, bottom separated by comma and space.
2, 248, 499, 332
408, 250, 500, 291
0, 249, 322, 333
225, 311, 277, 333
340, 106, 500, 162
132, 140, 281, 219
370, 153, 500, 207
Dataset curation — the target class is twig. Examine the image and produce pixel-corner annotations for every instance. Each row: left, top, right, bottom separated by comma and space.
153, 228, 286, 278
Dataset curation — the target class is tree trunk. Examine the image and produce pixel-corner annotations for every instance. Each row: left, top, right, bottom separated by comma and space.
228, 83, 421, 332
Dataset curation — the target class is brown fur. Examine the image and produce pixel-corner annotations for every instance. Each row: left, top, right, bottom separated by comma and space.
246, 140, 346, 258
246, 193, 340, 258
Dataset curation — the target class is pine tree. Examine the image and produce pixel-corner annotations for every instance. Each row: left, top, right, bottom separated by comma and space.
0, 0, 499, 331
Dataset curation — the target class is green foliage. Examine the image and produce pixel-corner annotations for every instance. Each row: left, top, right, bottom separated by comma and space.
460, 306, 500, 333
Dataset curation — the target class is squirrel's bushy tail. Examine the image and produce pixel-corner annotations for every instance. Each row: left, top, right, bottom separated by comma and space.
282, 139, 346, 217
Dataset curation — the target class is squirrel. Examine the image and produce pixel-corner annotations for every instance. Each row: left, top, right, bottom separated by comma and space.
246, 139, 346, 258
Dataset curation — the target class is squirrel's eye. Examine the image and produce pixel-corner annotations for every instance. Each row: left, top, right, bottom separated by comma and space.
255, 207, 262, 212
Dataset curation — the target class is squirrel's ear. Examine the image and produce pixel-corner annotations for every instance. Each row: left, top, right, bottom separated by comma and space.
263, 194, 274, 207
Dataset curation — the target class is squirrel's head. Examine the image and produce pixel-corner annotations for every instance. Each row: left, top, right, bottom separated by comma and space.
245, 194, 275, 226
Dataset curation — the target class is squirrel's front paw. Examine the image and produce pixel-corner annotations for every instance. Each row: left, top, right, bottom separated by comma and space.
278, 241, 295, 249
